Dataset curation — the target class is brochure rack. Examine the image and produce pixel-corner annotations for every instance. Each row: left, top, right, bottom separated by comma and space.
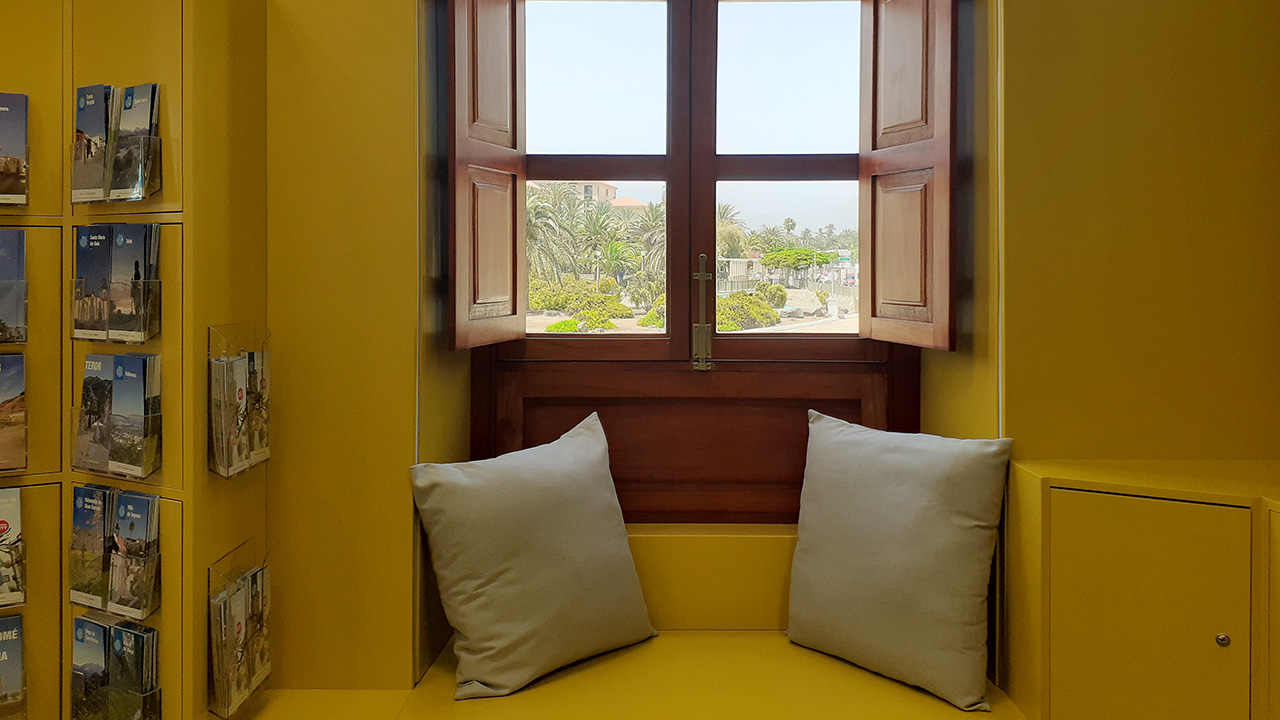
208, 542, 271, 718
73, 278, 162, 345
0, 147, 29, 206
0, 280, 28, 344
0, 539, 25, 607
209, 323, 270, 478
70, 135, 162, 204
106, 550, 160, 621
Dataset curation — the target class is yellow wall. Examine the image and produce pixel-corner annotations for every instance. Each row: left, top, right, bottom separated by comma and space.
920, 0, 1002, 441
265, 0, 469, 690
1001, 0, 1280, 459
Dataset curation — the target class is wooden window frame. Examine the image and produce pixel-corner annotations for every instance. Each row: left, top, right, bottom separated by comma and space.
504, 0, 884, 364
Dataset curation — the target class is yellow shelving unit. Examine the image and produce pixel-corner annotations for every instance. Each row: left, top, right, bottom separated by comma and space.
6, 1, 268, 718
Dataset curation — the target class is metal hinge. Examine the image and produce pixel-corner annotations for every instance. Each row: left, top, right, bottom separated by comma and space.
692, 253, 715, 371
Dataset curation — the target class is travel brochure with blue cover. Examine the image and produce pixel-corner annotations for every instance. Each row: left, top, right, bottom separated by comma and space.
108, 620, 159, 719
73, 614, 110, 719
73, 353, 161, 480
109, 83, 160, 201
73, 84, 113, 202
74, 226, 112, 340
108, 490, 160, 621
70, 484, 112, 608
0, 93, 28, 205
0, 229, 27, 344
74, 224, 161, 343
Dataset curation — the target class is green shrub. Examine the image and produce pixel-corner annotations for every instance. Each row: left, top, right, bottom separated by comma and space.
716, 291, 780, 332
754, 281, 787, 308
598, 276, 620, 296
638, 294, 666, 328
625, 271, 666, 310
568, 292, 634, 319
816, 290, 830, 307
545, 319, 579, 333
529, 277, 593, 311
573, 308, 617, 331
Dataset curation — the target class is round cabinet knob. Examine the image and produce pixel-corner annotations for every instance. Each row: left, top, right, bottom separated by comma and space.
1216, 634, 1231, 647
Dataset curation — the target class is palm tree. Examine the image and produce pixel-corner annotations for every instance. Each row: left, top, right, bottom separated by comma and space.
630, 202, 667, 275
599, 239, 640, 283
526, 182, 581, 282
716, 203, 750, 258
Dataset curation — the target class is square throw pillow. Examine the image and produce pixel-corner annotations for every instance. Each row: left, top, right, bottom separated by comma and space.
788, 411, 1012, 711
410, 412, 655, 699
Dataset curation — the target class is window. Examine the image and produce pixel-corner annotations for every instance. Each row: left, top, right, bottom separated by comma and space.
447, 0, 957, 355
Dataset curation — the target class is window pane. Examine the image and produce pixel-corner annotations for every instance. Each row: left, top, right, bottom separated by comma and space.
714, 181, 858, 334
717, 1, 859, 154
527, 1, 667, 154
527, 181, 668, 335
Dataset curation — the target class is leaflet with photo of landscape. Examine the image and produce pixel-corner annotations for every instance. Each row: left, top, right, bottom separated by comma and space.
107, 490, 159, 620
0, 93, 28, 205
0, 356, 24, 473
72, 614, 111, 719
74, 226, 112, 340
70, 485, 112, 608
73, 85, 113, 203
74, 355, 114, 475
108, 354, 160, 478
107, 224, 158, 342
0, 488, 22, 608
0, 229, 27, 344
108, 620, 158, 720
0, 615, 24, 720
109, 83, 160, 201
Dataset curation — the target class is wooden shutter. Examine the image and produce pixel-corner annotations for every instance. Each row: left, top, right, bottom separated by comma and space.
858, 0, 955, 350
448, 0, 526, 349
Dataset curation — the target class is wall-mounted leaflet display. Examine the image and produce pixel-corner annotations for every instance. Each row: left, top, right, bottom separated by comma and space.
0, 489, 24, 608
73, 611, 160, 720
72, 84, 161, 204
73, 354, 161, 481
209, 541, 270, 718
0, 93, 28, 206
74, 224, 161, 344
209, 324, 270, 478
70, 486, 161, 620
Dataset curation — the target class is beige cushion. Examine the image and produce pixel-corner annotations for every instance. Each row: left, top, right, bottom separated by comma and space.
788, 411, 1012, 711
410, 413, 655, 699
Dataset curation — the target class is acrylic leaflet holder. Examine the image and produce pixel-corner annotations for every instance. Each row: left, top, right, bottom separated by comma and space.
71, 135, 162, 204
208, 544, 271, 718
73, 277, 162, 344
209, 324, 271, 478
108, 687, 161, 720
70, 548, 160, 619
0, 147, 29, 206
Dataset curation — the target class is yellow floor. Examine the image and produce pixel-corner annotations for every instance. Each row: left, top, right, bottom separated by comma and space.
259, 631, 1026, 719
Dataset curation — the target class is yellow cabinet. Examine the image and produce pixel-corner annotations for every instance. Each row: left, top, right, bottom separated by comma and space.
1271, 510, 1279, 720
1049, 489, 1251, 720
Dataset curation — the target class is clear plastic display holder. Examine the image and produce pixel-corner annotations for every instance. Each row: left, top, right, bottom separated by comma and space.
71, 406, 163, 482
209, 323, 271, 479
0, 148, 30, 206
106, 550, 160, 621
71, 135, 162, 204
72, 668, 108, 720
72, 277, 162, 344
208, 542, 271, 718
0, 280, 27, 344
0, 539, 25, 607
108, 686, 161, 720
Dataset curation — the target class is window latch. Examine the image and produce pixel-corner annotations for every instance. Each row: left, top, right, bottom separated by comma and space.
692, 253, 715, 371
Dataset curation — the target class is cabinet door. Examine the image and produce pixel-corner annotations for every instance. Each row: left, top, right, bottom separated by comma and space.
1049, 489, 1250, 720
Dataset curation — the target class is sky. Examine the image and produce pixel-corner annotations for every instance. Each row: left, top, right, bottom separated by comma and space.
526, 1, 860, 230
76, 228, 112, 292
74, 616, 105, 672
110, 225, 146, 308
113, 357, 146, 419
0, 94, 25, 160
